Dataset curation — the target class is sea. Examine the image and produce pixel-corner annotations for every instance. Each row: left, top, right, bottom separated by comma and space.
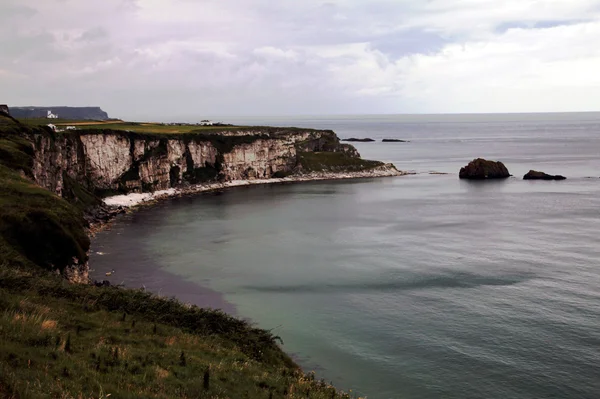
90, 113, 600, 399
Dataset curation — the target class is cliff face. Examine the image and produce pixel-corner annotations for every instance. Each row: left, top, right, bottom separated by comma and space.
10, 106, 109, 120
30, 128, 362, 199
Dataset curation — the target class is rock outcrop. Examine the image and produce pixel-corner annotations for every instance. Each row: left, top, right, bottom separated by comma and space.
382, 139, 408, 142
0, 104, 9, 116
523, 170, 566, 180
459, 158, 511, 180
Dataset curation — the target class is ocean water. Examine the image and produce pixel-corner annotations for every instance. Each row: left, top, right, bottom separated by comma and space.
90, 113, 600, 399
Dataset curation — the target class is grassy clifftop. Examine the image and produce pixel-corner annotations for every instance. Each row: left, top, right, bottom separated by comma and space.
0, 116, 357, 398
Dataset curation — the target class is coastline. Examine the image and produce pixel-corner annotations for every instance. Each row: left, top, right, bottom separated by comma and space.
102, 164, 406, 209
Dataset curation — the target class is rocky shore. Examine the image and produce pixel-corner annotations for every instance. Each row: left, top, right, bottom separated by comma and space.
102, 163, 404, 209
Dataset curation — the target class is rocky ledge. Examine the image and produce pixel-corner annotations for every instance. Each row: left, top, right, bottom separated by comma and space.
382, 139, 408, 142
459, 158, 511, 180
523, 170, 566, 180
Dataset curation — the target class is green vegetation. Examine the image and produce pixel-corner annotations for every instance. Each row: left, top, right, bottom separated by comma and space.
0, 267, 352, 398
16, 118, 325, 136
0, 117, 89, 272
298, 152, 384, 173
0, 114, 359, 397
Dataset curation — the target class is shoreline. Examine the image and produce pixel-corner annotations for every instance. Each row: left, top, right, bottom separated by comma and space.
87, 165, 407, 269
102, 165, 406, 209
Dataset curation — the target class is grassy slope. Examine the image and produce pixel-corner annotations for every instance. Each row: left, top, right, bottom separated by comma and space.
0, 116, 357, 398
0, 118, 89, 272
0, 267, 347, 399
298, 152, 384, 173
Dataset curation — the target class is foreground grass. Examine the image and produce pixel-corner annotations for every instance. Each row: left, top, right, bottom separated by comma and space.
0, 267, 353, 399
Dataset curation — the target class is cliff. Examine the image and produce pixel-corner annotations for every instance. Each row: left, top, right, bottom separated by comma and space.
31, 128, 385, 200
9, 106, 110, 120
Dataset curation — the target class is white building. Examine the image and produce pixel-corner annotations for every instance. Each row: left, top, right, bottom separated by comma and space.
200, 119, 214, 126
47, 110, 58, 119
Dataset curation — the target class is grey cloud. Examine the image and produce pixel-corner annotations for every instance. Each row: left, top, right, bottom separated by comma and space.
77, 27, 109, 42
0, 3, 37, 18
495, 19, 590, 33
2, 0, 600, 118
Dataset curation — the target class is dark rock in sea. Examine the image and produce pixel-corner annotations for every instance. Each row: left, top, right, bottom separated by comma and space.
459, 158, 511, 180
382, 139, 408, 142
342, 138, 375, 142
94, 280, 111, 287
523, 170, 566, 180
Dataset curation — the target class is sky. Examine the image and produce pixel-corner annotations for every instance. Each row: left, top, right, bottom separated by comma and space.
2, 0, 600, 119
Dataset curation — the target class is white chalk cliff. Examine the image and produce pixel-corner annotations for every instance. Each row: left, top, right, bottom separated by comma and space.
31, 128, 400, 198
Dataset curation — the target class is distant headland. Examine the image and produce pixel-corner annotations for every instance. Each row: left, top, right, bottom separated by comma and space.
8, 106, 110, 120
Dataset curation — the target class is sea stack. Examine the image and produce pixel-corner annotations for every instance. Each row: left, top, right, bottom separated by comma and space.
523, 170, 566, 180
459, 158, 511, 180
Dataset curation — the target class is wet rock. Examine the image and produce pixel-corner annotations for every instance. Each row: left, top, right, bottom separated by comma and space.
94, 280, 111, 287
342, 138, 376, 142
382, 139, 408, 142
459, 158, 511, 180
523, 170, 566, 180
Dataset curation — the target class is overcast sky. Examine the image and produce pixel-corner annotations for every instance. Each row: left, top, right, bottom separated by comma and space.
2, 0, 600, 119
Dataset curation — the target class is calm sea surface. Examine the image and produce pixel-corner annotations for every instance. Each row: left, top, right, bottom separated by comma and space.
90, 114, 600, 399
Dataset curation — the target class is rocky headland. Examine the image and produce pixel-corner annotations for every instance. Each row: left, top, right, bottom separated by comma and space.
9, 106, 110, 120
1, 112, 404, 281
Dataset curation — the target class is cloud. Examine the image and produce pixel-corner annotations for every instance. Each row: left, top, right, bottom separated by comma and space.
1, 0, 600, 118
77, 27, 109, 42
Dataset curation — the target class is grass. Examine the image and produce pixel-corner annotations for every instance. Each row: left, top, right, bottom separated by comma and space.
0, 114, 361, 398
0, 117, 89, 272
298, 152, 384, 173
16, 118, 325, 136
0, 267, 355, 399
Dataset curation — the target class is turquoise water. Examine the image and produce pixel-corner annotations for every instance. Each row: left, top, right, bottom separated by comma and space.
91, 114, 600, 398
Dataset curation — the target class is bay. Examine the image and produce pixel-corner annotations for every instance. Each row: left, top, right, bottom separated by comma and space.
91, 113, 600, 399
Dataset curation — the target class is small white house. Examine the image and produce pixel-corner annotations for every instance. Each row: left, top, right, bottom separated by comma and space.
200, 119, 214, 126
47, 110, 58, 119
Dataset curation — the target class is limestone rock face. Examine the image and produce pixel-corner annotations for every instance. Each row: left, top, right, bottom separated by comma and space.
523, 170, 566, 180
31, 129, 364, 196
80, 134, 132, 187
459, 158, 511, 180
222, 138, 297, 180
